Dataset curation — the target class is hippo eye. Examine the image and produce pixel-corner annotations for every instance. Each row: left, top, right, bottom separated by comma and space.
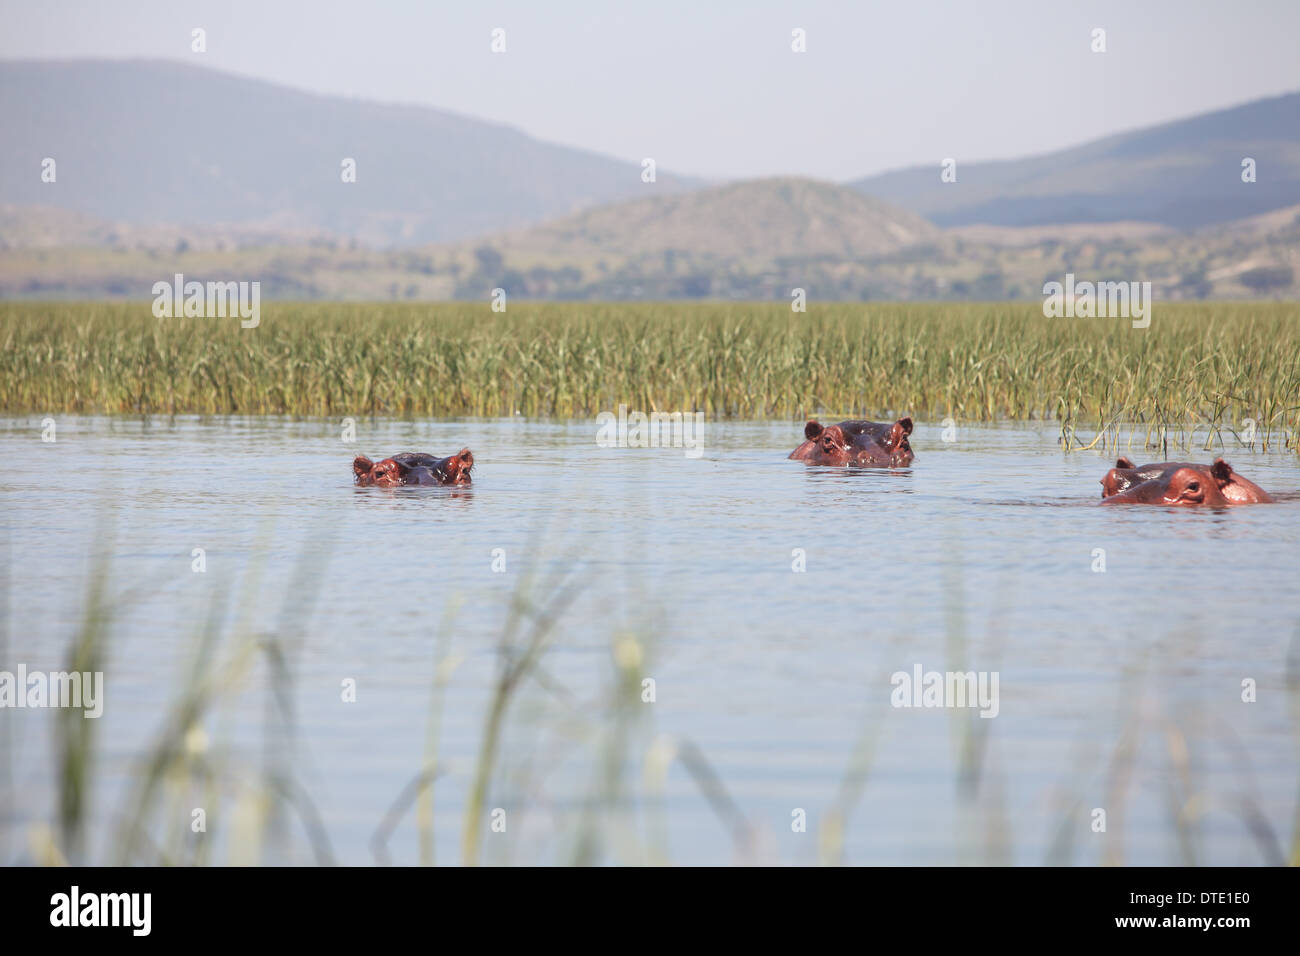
1187, 481, 1199, 492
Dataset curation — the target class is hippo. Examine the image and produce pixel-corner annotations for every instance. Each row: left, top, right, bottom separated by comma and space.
1100, 456, 1271, 504
1099, 458, 1272, 506
789, 418, 915, 467
353, 449, 473, 487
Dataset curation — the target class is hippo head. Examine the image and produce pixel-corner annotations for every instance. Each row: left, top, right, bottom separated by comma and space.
792, 418, 914, 467
1101, 460, 1234, 506
356, 449, 474, 486
1101, 456, 1272, 504
353, 456, 404, 487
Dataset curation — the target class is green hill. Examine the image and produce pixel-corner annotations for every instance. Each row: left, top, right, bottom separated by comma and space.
485, 177, 940, 263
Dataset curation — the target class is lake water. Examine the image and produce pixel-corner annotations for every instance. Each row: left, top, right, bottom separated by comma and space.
2, 416, 1298, 865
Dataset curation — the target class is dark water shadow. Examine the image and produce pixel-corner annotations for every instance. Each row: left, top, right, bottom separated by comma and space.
987, 498, 1248, 513
798, 466, 915, 482
350, 485, 475, 506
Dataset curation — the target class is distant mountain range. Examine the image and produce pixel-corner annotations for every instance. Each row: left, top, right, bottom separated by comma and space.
1, 60, 1297, 301
851, 92, 1300, 228
0, 59, 700, 246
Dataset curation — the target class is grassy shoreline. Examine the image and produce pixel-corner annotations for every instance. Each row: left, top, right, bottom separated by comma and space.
2, 301, 1298, 448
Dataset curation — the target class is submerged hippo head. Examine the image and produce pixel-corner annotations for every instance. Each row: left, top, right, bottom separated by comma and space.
353, 456, 404, 487
790, 418, 914, 467
1100, 458, 1271, 506
353, 449, 474, 487
1101, 457, 1271, 504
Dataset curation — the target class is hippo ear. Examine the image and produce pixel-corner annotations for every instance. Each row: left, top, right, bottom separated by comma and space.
1211, 459, 1234, 487
353, 456, 374, 477
804, 421, 824, 441
888, 418, 913, 450
1115, 457, 1135, 469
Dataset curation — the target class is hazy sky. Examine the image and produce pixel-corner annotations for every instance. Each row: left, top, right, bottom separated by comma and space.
3, 0, 1298, 180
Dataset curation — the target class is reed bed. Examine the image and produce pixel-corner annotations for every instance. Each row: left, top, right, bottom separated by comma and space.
2, 301, 1298, 449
